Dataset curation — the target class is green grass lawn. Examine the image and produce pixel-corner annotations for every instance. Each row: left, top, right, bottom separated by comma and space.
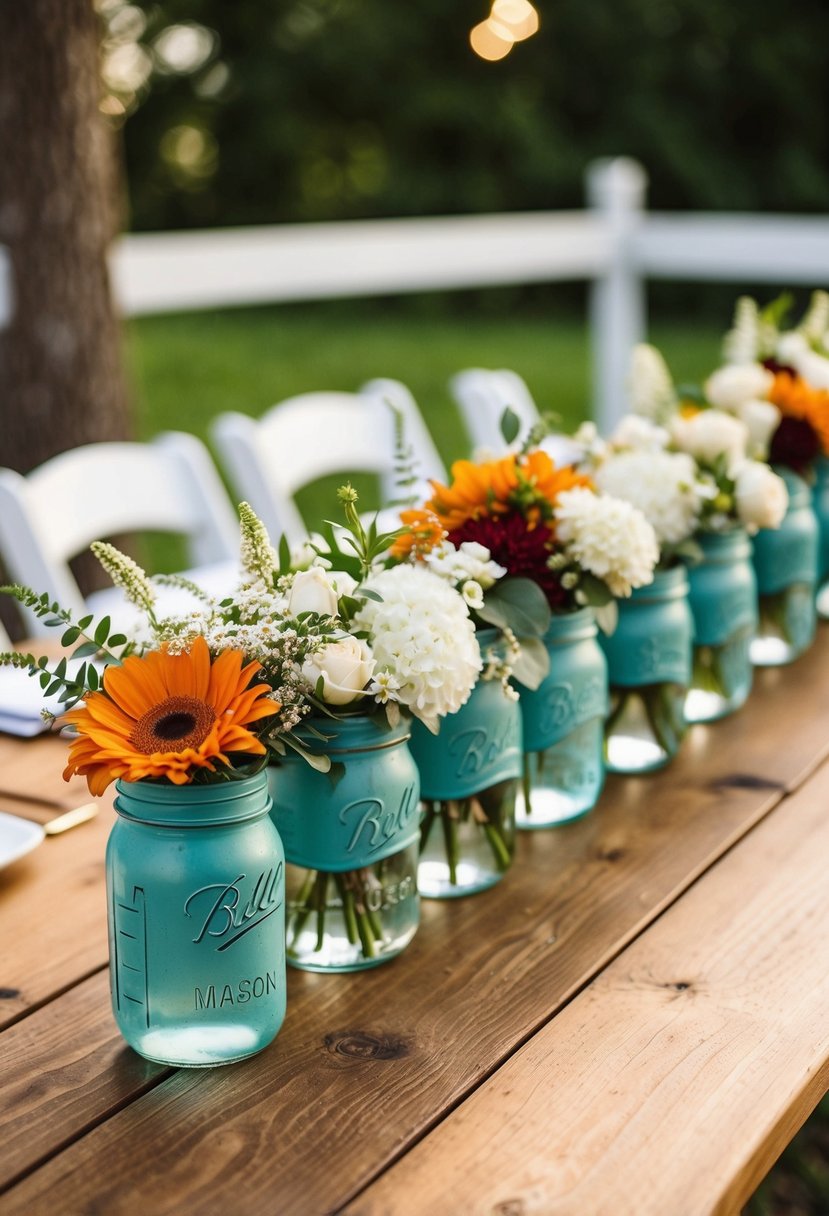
126, 298, 723, 532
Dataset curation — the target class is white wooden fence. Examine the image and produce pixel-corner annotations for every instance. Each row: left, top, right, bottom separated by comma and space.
3, 157, 829, 429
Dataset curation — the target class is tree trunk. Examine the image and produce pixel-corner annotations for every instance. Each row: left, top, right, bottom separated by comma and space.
0, 0, 130, 475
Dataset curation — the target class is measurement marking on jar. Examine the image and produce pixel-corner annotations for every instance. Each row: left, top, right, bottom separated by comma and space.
112, 886, 150, 1028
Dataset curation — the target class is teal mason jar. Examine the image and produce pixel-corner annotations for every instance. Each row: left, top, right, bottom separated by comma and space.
410, 631, 521, 898
269, 715, 420, 972
812, 456, 829, 620
106, 772, 286, 1068
599, 566, 693, 774
685, 529, 758, 723
514, 609, 608, 829
751, 467, 819, 666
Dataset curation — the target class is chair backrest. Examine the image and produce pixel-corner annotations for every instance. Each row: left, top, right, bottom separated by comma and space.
212, 385, 447, 545
450, 368, 542, 454
0, 432, 238, 635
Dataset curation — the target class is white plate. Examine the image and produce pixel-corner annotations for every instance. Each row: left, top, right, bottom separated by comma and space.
0, 811, 45, 869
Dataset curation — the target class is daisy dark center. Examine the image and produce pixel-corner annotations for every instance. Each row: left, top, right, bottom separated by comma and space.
131, 696, 216, 754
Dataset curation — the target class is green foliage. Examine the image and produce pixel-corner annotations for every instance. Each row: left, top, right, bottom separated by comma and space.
120, 0, 829, 233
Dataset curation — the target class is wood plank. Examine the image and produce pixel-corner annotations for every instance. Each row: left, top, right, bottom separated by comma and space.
0, 971, 170, 1191
346, 763, 829, 1216
3, 643, 829, 1213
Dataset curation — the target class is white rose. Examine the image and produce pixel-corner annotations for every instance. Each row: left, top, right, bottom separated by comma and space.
734, 462, 788, 532
670, 409, 748, 471
301, 635, 375, 705
288, 568, 340, 617
736, 399, 781, 459
778, 331, 829, 389
705, 364, 774, 412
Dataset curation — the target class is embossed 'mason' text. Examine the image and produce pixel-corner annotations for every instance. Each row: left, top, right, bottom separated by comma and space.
194, 970, 278, 1009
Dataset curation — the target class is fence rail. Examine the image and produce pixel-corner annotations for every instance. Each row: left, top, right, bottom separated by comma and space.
2, 158, 829, 429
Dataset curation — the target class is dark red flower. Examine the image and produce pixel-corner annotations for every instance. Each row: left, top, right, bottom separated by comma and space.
769, 416, 820, 476
762, 357, 797, 377
448, 511, 570, 609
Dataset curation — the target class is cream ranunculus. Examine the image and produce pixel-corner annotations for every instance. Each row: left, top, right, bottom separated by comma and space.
704, 364, 774, 412
301, 635, 375, 705
670, 409, 748, 471
736, 399, 781, 459
288, 567, 340, 617
734, 462, 788, 532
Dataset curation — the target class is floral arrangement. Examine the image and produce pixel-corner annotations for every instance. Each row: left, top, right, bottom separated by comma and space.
703, 292, 829, 478
614, 343, 789, 540
398, 447, 659, 630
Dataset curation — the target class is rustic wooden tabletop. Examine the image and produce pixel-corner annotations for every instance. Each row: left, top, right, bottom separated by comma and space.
2, 634, 829, 1216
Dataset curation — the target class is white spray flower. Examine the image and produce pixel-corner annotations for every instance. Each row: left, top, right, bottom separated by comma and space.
629, 343, 676, 421
424, 540, 506, 590
612, 414, 671, 452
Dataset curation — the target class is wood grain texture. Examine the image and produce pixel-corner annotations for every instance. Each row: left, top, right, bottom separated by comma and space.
2, 642, 829, 1214
347, 764, 829, 1216
0, 971, 169, 1191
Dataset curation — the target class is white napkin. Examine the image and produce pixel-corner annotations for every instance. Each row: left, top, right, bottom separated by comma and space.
0, 662, 89, 737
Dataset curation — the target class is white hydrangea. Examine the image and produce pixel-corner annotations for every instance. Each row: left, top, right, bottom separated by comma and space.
553, 488, 659, 598
612, 413, 671, 452
670, 409, 748, 472
353, 565, 482, 732
424, 539, 506, 590
594, 449, 704, 546
628, 344, 676, 421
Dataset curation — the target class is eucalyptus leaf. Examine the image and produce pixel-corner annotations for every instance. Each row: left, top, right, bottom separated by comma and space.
510, 635, 550, 690
500, 405, 521, 446
577, 574, 614, 608
477, 577, 552, 637
94, 616, 111, 646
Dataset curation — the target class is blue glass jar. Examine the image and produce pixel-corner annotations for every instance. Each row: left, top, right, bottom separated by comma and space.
751, 467, 819, 666
685, 529, 758, 723
410, 632, 521, 898
269, 715, 420, 972
599, 566, 693, 774
106, 772, 286, 1068
812, 456, 829, 620
514, 609, 607, 828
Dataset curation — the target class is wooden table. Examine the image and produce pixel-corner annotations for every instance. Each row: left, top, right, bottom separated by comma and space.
2, 634, 829, 1216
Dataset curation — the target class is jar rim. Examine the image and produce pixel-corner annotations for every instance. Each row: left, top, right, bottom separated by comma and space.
114, 768, 272, 827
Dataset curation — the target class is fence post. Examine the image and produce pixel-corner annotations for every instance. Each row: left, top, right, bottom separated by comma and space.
587, 158, 647, 432
0, 245, 12, 331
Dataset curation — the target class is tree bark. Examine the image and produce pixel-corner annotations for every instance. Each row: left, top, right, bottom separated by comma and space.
0, 0, 131, 474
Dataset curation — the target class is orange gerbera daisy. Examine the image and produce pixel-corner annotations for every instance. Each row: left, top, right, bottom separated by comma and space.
427, 450, 591, 532
389, 507, 446, 560
769, 371, 829, 455
62, 637, 280, 796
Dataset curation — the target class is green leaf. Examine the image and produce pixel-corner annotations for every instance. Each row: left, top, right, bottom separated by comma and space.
278, 532, 292, 576
476, 577, 552, 638
61, 627, 80, 647
578, 574, 614, 608
510, 636, 550, 690
77, 615, 93, 630
500, 406, 521, 445
87, 665, 99, 692
94, 616, 111, 646
72, 641, 102, 659
107, 633, 128, 648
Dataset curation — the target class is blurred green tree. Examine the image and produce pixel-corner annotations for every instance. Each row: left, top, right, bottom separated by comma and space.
109, 0, 829, 232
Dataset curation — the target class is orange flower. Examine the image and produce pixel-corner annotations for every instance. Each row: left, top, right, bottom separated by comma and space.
769, 372, 829, 455
427, 450, 591, 532
62, 637, 280, 796
390, 508, 446, 560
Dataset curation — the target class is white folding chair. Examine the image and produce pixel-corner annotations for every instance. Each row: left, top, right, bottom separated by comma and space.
212, 383, 447, 546
0, 432, 239, 637
450, 368, 583, 466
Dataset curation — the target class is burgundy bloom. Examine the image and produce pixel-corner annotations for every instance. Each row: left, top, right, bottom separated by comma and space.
769, 416, 820, 476
762, 357, 797, 377
448, 511, 570, 609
